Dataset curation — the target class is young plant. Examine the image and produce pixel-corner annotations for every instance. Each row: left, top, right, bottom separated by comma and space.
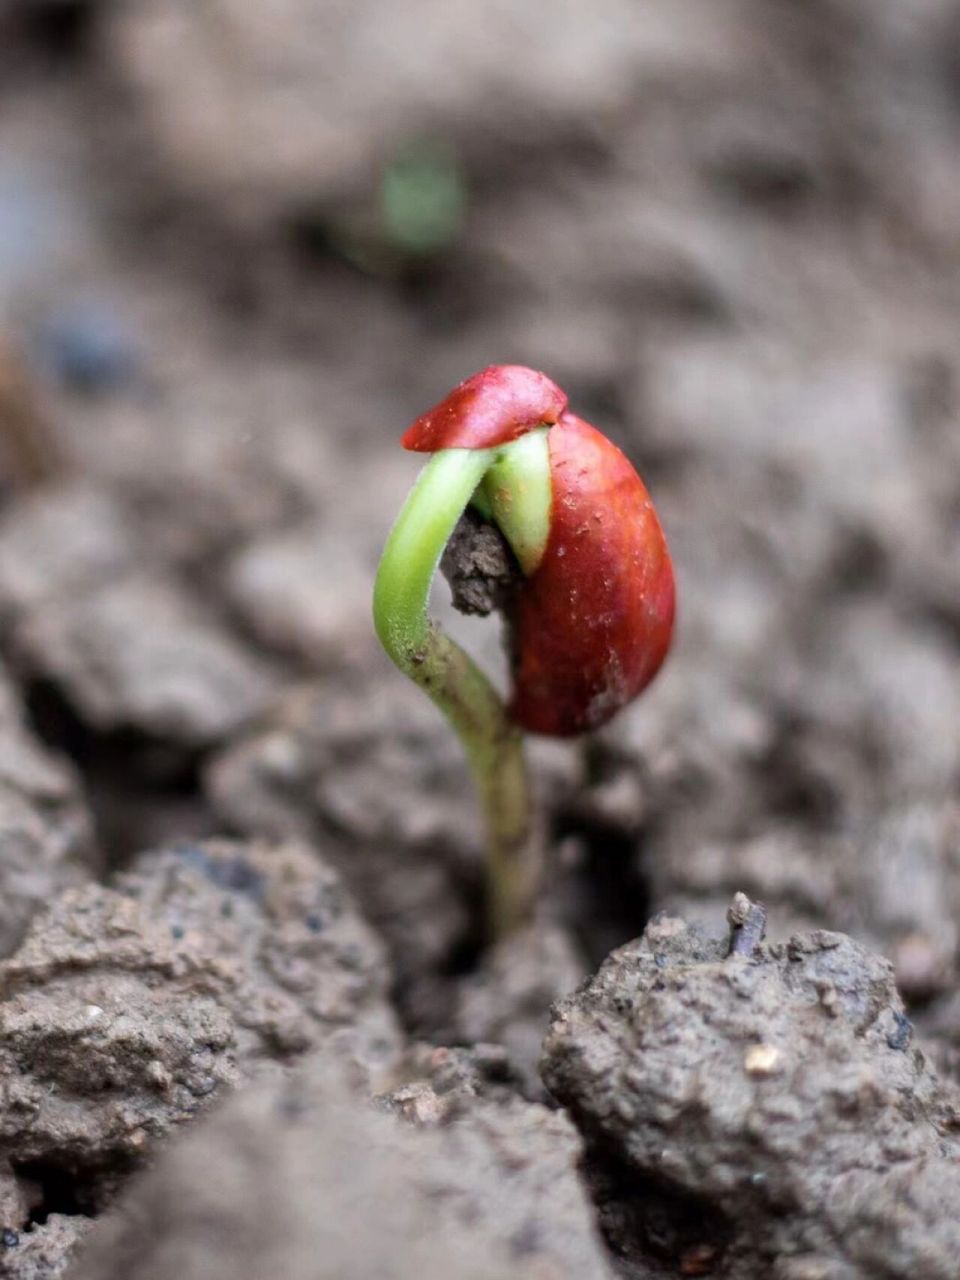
374, 366, 675, 937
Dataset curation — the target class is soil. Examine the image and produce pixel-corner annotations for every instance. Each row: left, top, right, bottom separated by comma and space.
543, 910, 960, 1278
69, 1053, 616, 1280
0, 1, 958, 1276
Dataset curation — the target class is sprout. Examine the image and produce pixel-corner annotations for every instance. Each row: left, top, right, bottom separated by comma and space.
374, 366, 675, 937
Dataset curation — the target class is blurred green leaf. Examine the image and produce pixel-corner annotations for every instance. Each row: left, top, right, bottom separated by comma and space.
381, 140, 466, 256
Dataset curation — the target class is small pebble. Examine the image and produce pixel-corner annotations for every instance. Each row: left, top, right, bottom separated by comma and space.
816, 981, 839, 1017
146, 1060, 172, 1090
388, 1085, 445, 1127
744, 1044, 783, 1077
39, 301, 138, 392
886, 1011, 913, 1052
894, 933, 942, 998
680, 1243, 720, 1276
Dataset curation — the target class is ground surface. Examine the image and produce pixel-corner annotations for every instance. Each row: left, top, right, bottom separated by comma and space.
0, 2, 959, 1276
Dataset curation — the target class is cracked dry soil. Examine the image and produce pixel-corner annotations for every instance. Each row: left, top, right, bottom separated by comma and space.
1, 1, 960, 1276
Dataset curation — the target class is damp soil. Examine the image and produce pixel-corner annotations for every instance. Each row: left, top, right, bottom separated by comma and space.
0, 2, 959, 1276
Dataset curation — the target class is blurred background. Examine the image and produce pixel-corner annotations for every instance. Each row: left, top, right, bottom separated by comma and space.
1, 0, 960, 1047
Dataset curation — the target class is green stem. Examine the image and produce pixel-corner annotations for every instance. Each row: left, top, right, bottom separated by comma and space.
373, 448, 540, 937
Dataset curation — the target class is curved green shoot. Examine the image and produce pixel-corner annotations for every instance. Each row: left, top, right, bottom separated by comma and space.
373, 434, 551, 937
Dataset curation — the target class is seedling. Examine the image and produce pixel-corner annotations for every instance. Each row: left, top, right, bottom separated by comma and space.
374, 366, 674, 937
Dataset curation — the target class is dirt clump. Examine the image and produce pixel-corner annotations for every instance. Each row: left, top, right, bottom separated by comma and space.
0, 1215, 91, 1280
440, 509, 521, 618
542, 903, 960, 1279
381, 1041, 527, 1123
0, 487, 139, 623
68, 1053, 616, 1280
222, 515, 378, 672
208, 679, 480, 1025
0, 666, 94, 958
0, 837, 400, 1244
0, 484, 280, 751
9, 571, 277, 749
100, 0, 740, 222
116, 837, 403, 1077
453, 921, 585, 1095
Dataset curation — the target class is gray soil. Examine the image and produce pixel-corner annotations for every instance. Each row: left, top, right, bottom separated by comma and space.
543, 910, 960, 1278
0, 1, 958, 1276
69, 1054, 616, 1280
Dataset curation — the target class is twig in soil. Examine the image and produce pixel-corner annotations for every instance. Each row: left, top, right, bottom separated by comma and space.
726, 892, 768, 958
0, 341, 62, 488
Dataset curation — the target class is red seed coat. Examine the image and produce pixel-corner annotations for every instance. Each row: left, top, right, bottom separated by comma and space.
508, 413, 674, 735
402, 368, 675, 737
402, 365, 567, 452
